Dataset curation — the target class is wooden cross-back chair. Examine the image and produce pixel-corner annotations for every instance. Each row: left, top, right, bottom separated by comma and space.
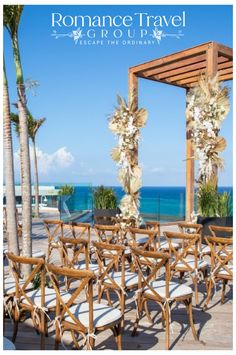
145, 221, 180, 252
131, 247, 198, 350
203, 236, 233, 310
94, 224, 120, 244
127, 227, 157, 251
70, 222, 91, 242
43, 220, 64, 263
92, 241, 138, 330
5, 253, 46, 349
177, 222, 210, 257
209, 225, 233, 238
59, 236, 99, 289
45, 263, 122, 350
163, 231, 208, 305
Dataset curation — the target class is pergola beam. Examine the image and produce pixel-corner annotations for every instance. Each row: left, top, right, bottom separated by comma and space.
143, 54, 206, 77
130, 42, 210, 75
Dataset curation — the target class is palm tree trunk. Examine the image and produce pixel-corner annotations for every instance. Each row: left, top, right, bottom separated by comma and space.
3, 59, 19, 255
12, 32, 32, 275
32, 139, 39, 217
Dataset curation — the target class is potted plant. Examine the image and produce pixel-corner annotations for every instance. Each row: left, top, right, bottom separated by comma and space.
196, 180, 233, 238
93, 185, 119, 225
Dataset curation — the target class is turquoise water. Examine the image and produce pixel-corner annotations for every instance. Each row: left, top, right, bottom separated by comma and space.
56, 185, 233, 222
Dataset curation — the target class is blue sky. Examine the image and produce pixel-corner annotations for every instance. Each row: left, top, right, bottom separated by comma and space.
4, 4, 233, 186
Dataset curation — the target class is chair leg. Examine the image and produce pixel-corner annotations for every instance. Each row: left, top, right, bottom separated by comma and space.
116, 323, 122, 350
113, 323, 122, 350
54, 321, 60, 350
194, 275, 199, 306
12, 321, 19, 343
106, 289, 113, 307
161, 307, 166, 328
221, 279, 227, 304
40, 312, 46, 350
186, 298, 198, 341
144, 299, 153, 324
203, 270, 209, 295
132, 298, 143, 336
203, 278, 213, 310
97, 285, 103, 304
165, 304, 170, 350
86, 335, 95, 350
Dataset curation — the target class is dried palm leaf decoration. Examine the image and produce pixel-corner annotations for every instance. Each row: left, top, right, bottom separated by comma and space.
186, 73, 230, 185
109, 94, 147, 227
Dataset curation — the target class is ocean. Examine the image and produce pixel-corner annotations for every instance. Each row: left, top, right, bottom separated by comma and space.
55, 185, 233, 223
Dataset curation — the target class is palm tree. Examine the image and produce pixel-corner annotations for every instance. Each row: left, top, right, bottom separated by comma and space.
3, 58, 19, 255
4, 5, 32, 274
11, 111, 46, 218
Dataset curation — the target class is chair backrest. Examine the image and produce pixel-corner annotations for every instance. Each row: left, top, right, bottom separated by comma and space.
209, 225, 233, 238
204, 235, 233, 279
43, 220, 64, 245
127, 227, 157, 251
6, 252, 45, 307
59, 236, 89, 269
45, 263, 95, 333
92, 241, 125, 289
163, 231, 200, 277
145, 221, 161, 249
178, 222, 202, 235
131, 247, 170, 301
94, 224, 120, 244
70, 222, 90, 238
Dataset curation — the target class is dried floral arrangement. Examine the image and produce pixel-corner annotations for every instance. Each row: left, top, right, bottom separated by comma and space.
186, 74, 230, 185
109, 95, 147, 227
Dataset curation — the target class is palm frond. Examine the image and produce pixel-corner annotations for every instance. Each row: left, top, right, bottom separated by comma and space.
3, 5, 24, 37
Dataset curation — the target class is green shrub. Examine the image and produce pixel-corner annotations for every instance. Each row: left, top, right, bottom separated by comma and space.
197, 181, 232, 217
217, 192, 232, 217
58, 184, 74, 196
93, 185, 117, 209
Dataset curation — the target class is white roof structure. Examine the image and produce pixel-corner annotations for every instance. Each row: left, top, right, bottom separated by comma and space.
3, 185, 59, 197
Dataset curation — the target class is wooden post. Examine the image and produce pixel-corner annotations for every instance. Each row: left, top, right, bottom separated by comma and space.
207, 42, 218, 185
128, 70, 139, 224
128, 69, 138, 106
206, 42, 218, 77
186, 88, 195, 221
128, 70, 138, 166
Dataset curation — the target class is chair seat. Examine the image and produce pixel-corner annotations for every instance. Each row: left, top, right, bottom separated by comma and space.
32, 251, 46, 258
64, 302, 122, 328
136, 236, 149, 245
144, 280, 193, 299
158, 240, 179, 250
175, 259, 208, 270
22, 286, 71, 308
104, 271, 138, 288
4, 277, 33, 295
201, 245, 211, 254
103, 248, 131, 256
75, 262, 99, 273
216, 264, 233, 277
50, 241, 60, 247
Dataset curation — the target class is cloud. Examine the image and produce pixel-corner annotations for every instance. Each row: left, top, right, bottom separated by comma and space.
14, 146, 75, 176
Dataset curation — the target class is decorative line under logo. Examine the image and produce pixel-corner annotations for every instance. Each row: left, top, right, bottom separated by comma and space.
51, 27, 184, 45
51, 27, 84, 44
151, 27, 184, 44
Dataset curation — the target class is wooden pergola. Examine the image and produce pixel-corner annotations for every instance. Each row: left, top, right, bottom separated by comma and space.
128, 41, 233, 220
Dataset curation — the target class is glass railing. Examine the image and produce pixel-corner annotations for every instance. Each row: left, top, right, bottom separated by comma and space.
58, 185, 186, 223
